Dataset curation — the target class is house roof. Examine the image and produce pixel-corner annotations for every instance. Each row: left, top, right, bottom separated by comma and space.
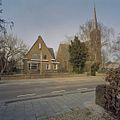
59, 44, 69, 51
25, 36, 55, 59
57, 43, 70, 60
48, 48, 55, 59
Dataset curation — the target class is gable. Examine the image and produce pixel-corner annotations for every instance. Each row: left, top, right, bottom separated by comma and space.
25, 36, 54, 61
48, 48, 55, 59
57, 44, 70, 61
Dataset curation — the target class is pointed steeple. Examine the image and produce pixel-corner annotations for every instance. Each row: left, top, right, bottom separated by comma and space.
92, 1, 98, 29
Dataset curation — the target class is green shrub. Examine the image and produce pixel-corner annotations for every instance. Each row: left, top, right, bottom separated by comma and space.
91, 63, 100, 76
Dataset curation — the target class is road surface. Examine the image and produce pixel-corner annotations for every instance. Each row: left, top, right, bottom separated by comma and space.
0, 76, 105, 102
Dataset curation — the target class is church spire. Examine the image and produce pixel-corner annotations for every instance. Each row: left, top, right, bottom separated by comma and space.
92, 1, 98, 29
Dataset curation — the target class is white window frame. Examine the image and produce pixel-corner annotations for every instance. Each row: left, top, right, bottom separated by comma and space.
46, 64, 51, 70
31, 63, 38, 70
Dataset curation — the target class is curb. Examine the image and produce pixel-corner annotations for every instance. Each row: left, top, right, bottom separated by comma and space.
4, 88, 95, 105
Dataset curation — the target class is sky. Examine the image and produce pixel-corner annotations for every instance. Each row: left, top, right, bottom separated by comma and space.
2, 0, 120, 52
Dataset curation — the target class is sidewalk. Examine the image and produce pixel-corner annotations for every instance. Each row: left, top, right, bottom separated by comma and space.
0, 91, 95, 120
0, 73, 105, 83
0, 75, 105, 87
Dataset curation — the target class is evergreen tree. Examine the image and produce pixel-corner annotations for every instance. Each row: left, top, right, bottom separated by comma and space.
69, 36, 88, 73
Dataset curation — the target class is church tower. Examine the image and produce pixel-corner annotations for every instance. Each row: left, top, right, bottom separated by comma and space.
90, 3, 102, 64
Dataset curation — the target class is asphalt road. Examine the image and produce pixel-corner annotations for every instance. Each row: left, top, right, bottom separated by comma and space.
0, 76, 105, 102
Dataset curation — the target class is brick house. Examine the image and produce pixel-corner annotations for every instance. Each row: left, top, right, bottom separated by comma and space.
23, 36, 59, 74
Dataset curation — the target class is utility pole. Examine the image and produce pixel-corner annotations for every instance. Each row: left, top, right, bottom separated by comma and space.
40, 50, 42, 75
39, 43, 42, 75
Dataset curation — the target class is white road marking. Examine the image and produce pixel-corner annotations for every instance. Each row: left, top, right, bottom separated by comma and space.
17, 93, 36, 98
77, 88, 88, 91
51, 90, 66, 94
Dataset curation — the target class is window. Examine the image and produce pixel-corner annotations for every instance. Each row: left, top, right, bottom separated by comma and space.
31, 63, 38, 69
28, 63, 31, 70
32, 54, 40, 59
43, 55, 47, 59
55, 64, 58, 70
39, 43, 41, 49
53, 64, 58, 70
46, 64, 51, 70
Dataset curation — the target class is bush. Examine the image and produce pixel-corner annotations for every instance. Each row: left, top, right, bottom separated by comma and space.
104, 67, 120, 117
91, 63, 100, 76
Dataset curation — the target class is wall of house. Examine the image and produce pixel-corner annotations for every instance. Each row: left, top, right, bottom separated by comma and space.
23, 36, 58, 74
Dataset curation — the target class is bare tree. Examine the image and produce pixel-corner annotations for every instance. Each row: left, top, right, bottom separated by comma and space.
0, 34, 27, 74
78, 20, 114, 63
0, 0, 14, 35
112, 34, 120, 61
79, 20, 114, 44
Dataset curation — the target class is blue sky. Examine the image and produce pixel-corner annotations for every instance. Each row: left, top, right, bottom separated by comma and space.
2, 0, 120, 51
